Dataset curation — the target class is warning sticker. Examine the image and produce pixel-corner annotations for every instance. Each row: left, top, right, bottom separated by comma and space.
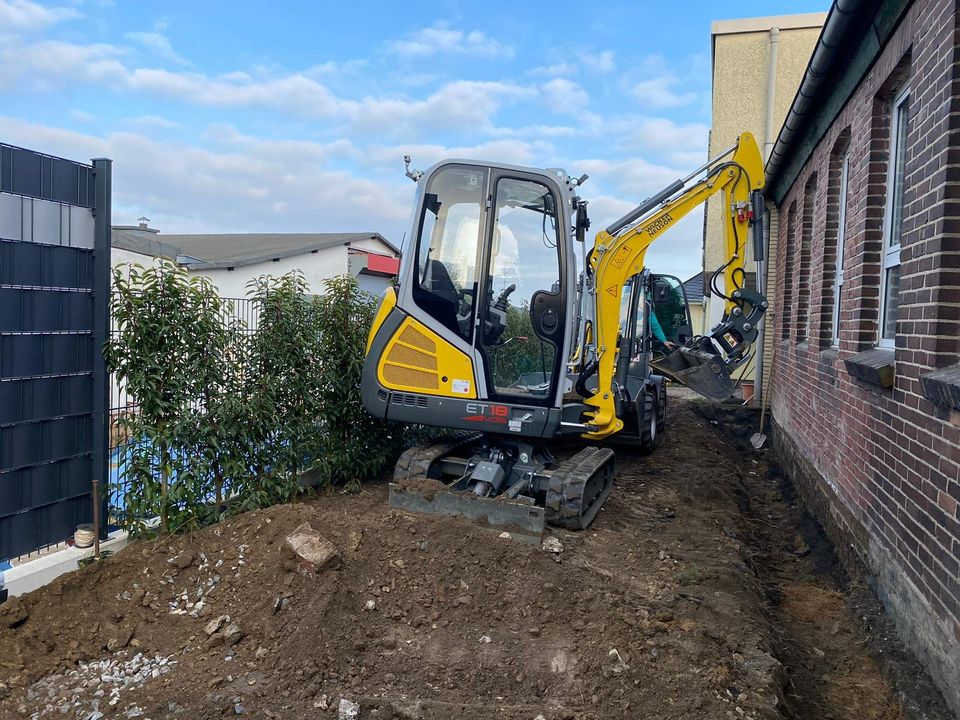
508, 420, 522, 432
605, 285, 618, 298
452, 379, 471, 394
611, 246, 631, 269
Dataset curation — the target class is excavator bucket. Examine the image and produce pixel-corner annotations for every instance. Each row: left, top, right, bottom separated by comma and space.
650, 346, 735, 401
388, 483, 546, 544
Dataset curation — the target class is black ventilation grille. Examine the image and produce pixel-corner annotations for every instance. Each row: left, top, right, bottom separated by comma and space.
389, 393, 428, 408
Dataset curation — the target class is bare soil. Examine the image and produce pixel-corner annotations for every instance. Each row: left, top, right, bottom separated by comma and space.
0, 398, 932, 720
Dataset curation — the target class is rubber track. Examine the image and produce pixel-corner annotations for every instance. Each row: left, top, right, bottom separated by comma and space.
544, 446, 616, 530
393, 432, 483, 483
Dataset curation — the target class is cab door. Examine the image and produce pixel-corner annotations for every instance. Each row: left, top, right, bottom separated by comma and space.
475, 173, 566, 406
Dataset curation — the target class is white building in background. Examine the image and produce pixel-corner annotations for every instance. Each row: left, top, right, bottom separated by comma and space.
111, 221, 400, 299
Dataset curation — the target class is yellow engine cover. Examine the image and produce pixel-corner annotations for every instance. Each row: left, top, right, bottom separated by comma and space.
377, 316, 477, 399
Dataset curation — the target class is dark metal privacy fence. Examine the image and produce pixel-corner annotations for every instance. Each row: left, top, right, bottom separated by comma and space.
0, 145, 111, 561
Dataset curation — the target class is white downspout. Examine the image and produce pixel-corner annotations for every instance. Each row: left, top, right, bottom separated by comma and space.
764, 27, 780, 162
756, 26, 779, 405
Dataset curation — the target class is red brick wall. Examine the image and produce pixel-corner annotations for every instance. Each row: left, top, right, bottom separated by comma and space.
770, 0, 960, 707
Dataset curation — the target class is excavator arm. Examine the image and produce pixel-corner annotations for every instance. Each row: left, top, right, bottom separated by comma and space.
581, 132, 767, 439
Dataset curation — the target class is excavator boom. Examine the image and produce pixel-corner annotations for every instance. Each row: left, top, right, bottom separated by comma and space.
579, 132, 766, 438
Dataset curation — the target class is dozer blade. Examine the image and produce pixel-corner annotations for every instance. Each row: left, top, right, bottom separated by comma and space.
650, 346, 735, 401
388, 483, 545, 544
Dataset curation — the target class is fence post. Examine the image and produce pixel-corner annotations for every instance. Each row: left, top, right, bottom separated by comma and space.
92, 158, 112, 541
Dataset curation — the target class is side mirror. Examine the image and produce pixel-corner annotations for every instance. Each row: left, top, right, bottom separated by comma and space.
575, 201, 590, 243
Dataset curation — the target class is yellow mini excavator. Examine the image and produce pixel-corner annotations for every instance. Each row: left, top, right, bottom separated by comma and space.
362, 132, 767, 539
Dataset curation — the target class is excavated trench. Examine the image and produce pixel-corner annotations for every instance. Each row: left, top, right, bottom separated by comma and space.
0, 396, 950, 719
696, 401, 953, 720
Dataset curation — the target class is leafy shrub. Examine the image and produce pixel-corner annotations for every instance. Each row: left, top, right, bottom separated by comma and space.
108, 265, 418, 537
238, 271, 325, 507
312, 275, 403, 489
108, 261, 237, 534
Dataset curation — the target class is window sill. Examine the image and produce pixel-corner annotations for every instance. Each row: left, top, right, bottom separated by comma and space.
844, 348, 895, 389
920, 363, 960, 412
819, 347, 840, 363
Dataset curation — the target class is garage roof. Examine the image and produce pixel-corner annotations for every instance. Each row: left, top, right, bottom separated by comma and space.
112, 228, 399, 269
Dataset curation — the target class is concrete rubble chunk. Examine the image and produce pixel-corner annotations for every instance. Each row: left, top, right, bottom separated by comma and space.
204, 615, 230, 636
222, 623, 244, 646
338, 697, 360, 719
542, 537, 563, 554
281, 522, 340, 574
602, 648, 629, 676
169, 550, 195, 570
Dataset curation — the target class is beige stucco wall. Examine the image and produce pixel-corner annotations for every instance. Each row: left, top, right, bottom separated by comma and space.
704, 13, 824, 384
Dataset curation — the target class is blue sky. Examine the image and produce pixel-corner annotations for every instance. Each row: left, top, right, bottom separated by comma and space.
0, 0, 826, 280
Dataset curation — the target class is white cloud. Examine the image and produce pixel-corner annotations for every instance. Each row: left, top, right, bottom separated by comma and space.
540, 78, 589, 115
125, 68, 353, 118
632, 76, 697, 108
528, 62, 575, 77
599, 116, 708, 157
0, 116, 411, 237
350, 80, 534, 138
366, 138, 540, 172
579, 50, 615, 73
0, 0, 79, 31
0, 35, 531, 138
126, 30, 190, 66
69, 109, 96, 123
125, 115, 180, 129
390, 24, 513, 58
0, 40, 126, 88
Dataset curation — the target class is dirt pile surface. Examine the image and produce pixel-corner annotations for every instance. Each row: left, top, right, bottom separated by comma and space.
0, 399, 921, 720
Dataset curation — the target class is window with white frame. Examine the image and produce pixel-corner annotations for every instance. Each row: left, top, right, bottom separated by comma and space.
880, 87, 909, 345
832, 149, 850, 345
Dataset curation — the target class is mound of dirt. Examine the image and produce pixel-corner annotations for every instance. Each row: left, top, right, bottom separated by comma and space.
0, 400, 912, 720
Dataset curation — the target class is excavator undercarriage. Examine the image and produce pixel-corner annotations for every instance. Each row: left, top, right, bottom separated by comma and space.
390, 433, 615, 541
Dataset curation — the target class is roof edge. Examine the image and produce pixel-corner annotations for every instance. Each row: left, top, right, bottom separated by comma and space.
764, 0, 910, 202
179, 233, 398, 270
711, 12, 827, 36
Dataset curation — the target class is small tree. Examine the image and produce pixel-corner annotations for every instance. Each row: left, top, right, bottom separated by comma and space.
178, 304, 251, 518
242, 271, 323, 506
108, 262, 236, 534
312, 275, 402, 488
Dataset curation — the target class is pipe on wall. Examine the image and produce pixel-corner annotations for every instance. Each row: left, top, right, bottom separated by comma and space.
764, 26, 781, 163
765, 0, 867, 185
757, 26, 779, 403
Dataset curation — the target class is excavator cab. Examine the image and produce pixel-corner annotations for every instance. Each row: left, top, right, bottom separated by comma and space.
650, 275, 694, 348
363, 161, 578, 438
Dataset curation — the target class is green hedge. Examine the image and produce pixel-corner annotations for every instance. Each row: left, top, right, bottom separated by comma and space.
108, 262, 411, 536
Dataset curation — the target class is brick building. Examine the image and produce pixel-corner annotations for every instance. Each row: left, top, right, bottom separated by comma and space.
764, 0, 959, 711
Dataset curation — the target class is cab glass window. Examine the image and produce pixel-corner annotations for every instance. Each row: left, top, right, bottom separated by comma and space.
412, 166, 486, 341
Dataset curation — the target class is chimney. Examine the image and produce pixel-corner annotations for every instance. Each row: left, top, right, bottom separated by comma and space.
138, 216, 150, 230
